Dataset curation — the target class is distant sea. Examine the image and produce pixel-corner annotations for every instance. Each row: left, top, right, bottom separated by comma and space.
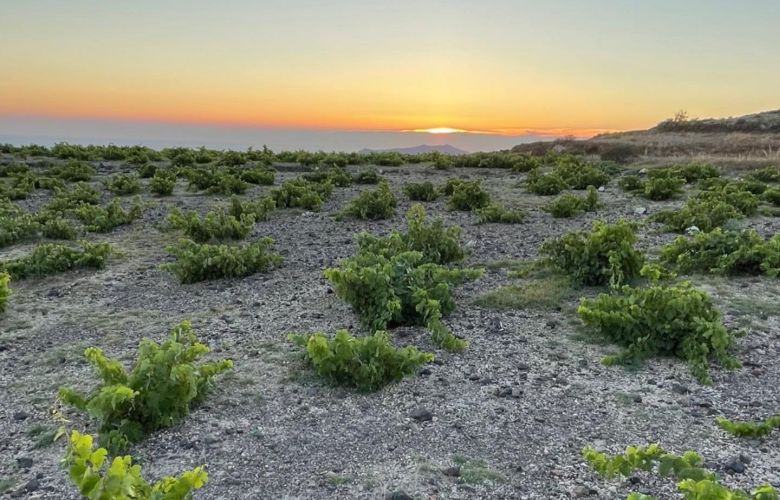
0, 116, 552, 153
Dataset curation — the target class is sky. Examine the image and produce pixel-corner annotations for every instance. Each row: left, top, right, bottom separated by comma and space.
1, 0, 779, 151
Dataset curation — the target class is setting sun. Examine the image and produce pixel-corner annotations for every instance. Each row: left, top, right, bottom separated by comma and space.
415, 127, 467, 134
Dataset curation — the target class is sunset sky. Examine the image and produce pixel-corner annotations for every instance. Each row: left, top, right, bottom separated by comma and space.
1, 1, 779, 150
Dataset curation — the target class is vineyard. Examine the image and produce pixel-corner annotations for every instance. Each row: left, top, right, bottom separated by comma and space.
0, 145, 779, 499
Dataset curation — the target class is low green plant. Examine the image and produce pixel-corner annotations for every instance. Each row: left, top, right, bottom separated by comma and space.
618, 175, 645, 192
404, 182, 439, 201
338, 182, 397, 220
150, 171, 176, 195
59, 321, 232, 452
0, 242, 111, 280
583, 444, 776, 500
137, 163, 157, 178
540, 220, 644, 287
449, 180, 490, 210
71, 198, 143, 233
762, 187, 780, 206
0, 272, 9, 313
238, 165, 275, 185
475, 275, 573, 310
327, 166, 353, 187
716, 411, 780, 438
526, 170, 567, 195
167, 209, 254, 242
184, 167, 248, 194
65, 430, 208, 500
355, 204, 467, 264
50, 161, 96, 182
272, 178, 333, 210
660, 229, 769, 275
648, 162, 719, 183
325, 251, 482, 350
475, 203, 526, 223
228, 196, 275, 221
652, 186, 757, 233
442, 178, 465, 196
544, 186, 601, 218
353, 168, 381, 184
555, 162, 611, 190
747, 167, 780, 183
578, 280, 739, 384
105, 173, 141, 195
163, 238, 282, 283
288, 330, 434, 392
642, 176, 685, 200
46, 183, 101, 211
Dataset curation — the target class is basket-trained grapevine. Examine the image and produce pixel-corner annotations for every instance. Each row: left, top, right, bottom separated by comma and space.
618, 175, 644, 192
526, 170, 567, 195
272, 178, 333, 210
59, 321, 232, 452
716, 411, 780, 438
183, 167, 248, 194
167, 209, 255, 242
642, 176, 685, 200
137, 162, 157, 178
46, 183, 102, 211
325, 250, 482, 350
449, 180, 491, 211
0, 272, 10, 313
404, 181, 439, 201
105, 173, 141, 195
475, 203, 527, 223
150, 171, 176, 195
163, 238, 283, 283
288, 330, 434, 392
648, 162, 720, 183
49, 160, 96, 182
338, 181, 397, 220
747, 166, 780, 183
577, 281, 739, 384
555, 161, 611, 190
660, 228, 768, 275
71, 198, 144, 233
238, 165, 275, 185
544, 186, 601, 218
228, 195, 276, 221
0, 241, 111, 280
65, 430, 208, 499
356, 204, 467, 265
540, 220, 643, 287
326, 166, 353, 187
583, 443, 777, 500
353, 168, 381, 184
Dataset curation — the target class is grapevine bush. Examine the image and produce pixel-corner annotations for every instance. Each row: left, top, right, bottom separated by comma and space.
163, 238, 283, 283
659, 229, 774, 275
404, 181, 439, 201
449, 180, 491, 211
238, 165, 275, 185
642, 176, 685, 200
526, 171, 566, 195
540, 220, 644, 287
272, 178, 333, 210
475, 203, 526, 224
339, 182, 397, 220
717, 411, 780, 438
228, 196, 276, 221
167, 209, 254, 242
65, 431, 208, 500
71, 198, 144, 233
0, 272, 9, 313
50, 161, 96, 182
105, 173, 141, 195
578, 280, 739, 383
325, 250, 482, 350
288, 330, 434, 392
0, 242, 111, 280
59, 321, 232, 452
353, 168, 381, 184
544, 186, 601, 218
583, 443, 777, 500
356, 204, 467, 265
150, 171, 176, 195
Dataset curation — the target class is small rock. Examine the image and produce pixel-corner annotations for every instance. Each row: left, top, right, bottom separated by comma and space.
685, 225, 701, 235
496, 386, 513, 398
633, 207, 647, 215
16, 457, 33, 469
726, 457, 746, 474
443, 466, 461, 477
671, 383, 690, 395
597, 186, 605, 192
410, 408, 432, 422
571, 485, 592, 497
12, 411, 29, 421
639, 168, 648, 175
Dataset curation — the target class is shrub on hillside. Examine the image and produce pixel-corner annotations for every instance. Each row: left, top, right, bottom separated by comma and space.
475, 203, 526, 224
404, 181, 439, 201
353, 168, 381, 184
449, 180, 491, 211
150, 171, 176, 195
228, 196, 275, 221
540, 220, 643, 287
50, 161, 96, 182
163, 238, 282, 283
105, 173, 141, 195
167, 209, 254, 242
0, 241, 111, 280
544, 186, 601, 218
526, 171, 567, 195
642, 176, 685, 200
288, 330, 433, 392
0, 272, 9, 313
338, 182, 397, 220
578, 281, 739, 384
65, 431, 208, 500
272, 178, 333, 210
618, 175, 645, 192
71, 198, 144, 233
59, 321, 232, 452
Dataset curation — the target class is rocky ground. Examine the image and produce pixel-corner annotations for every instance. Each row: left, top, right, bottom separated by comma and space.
0, 159, 779, 499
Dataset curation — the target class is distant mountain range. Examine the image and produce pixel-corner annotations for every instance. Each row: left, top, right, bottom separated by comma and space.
358, 144, 468, 156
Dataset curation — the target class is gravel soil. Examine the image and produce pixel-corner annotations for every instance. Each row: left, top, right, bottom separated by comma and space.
1, 159, 779, 499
